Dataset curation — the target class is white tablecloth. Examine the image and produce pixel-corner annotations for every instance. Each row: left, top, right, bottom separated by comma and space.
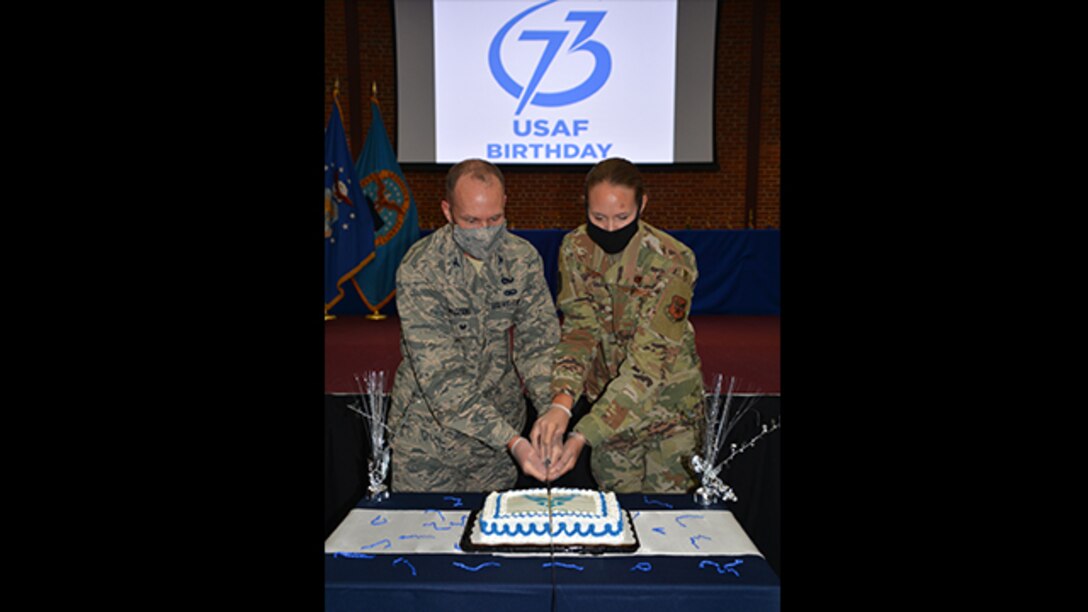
324, 508, 762, 557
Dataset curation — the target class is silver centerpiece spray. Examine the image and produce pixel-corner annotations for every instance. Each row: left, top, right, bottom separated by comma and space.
347, 370, 392, 502
691, 374, 781, 507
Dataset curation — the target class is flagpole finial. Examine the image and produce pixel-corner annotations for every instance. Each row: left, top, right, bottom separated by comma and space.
371, 81, 377, 99
334, 78, 341, 99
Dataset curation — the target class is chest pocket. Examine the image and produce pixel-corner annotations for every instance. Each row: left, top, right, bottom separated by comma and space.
612, 270, 659, 334
448, 312, 481, 368
583, 273, 613, 325
447, 306, 477, 340
621, 271, 659, 304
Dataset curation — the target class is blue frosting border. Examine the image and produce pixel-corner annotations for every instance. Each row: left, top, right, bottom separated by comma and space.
479, 514, 624, 538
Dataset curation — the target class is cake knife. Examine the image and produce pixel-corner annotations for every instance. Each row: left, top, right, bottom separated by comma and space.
544, 457, 555, 557
543, 457, 556, 600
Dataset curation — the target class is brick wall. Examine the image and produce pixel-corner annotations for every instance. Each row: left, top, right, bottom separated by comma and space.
325, 0, 780, 230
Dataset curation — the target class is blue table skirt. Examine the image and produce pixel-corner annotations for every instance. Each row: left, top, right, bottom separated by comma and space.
328, 229, 780, 317
325, 493, 779, 612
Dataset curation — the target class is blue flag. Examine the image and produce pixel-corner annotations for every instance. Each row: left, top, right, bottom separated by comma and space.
325, 99, 376, 314
352, 98, 421, 314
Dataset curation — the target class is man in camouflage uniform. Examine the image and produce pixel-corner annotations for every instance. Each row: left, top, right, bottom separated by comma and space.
389, 159, 560, 492
531, 158, 704, 493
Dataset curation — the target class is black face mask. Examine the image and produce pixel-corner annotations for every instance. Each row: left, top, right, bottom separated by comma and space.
586, 213, 640, 254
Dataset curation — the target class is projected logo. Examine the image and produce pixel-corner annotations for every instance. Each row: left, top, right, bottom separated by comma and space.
489, 0, 612, 115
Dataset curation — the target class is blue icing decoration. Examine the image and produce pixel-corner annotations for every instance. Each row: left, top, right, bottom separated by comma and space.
643, 496, 674, 509
549, 494, 577, 506
674, 514, 704, 528
542, 562, 584, 571
480, 514, 623, 538
392, 557, 417, 577
523, 495, 550, 506
479, 520, 550, 537
359, 539, 392, 550
689, 535, 712, 550
452, 561, 502, 572
699, 559, 743, 576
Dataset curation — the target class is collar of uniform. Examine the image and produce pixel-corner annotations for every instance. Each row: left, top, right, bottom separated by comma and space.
603, 220, 649, 286
435, 224, 465, 284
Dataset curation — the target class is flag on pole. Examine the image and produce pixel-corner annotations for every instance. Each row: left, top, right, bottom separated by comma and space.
325, 94, 376, 315
352, 94, 421, 315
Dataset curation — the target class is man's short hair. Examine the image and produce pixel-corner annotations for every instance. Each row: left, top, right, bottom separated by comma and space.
445, 159, 506, 208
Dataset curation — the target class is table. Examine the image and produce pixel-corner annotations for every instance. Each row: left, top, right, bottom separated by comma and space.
325, 493, 780, 612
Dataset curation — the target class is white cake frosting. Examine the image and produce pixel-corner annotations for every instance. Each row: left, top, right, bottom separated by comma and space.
473, 488, 628, 546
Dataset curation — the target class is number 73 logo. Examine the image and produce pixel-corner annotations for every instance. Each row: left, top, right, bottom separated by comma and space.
489, 0, 612, 115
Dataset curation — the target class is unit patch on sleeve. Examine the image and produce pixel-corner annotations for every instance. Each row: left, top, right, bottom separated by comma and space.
667, 295, 688, 322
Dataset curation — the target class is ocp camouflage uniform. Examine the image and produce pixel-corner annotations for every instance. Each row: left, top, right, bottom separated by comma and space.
389, 224, 560, 492
551, 221, 705, 493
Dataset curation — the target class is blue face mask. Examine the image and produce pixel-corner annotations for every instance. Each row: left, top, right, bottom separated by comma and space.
452, 221, 505, 260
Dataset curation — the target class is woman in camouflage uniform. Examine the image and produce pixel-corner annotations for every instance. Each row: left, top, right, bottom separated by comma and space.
531, 158, 705, 493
